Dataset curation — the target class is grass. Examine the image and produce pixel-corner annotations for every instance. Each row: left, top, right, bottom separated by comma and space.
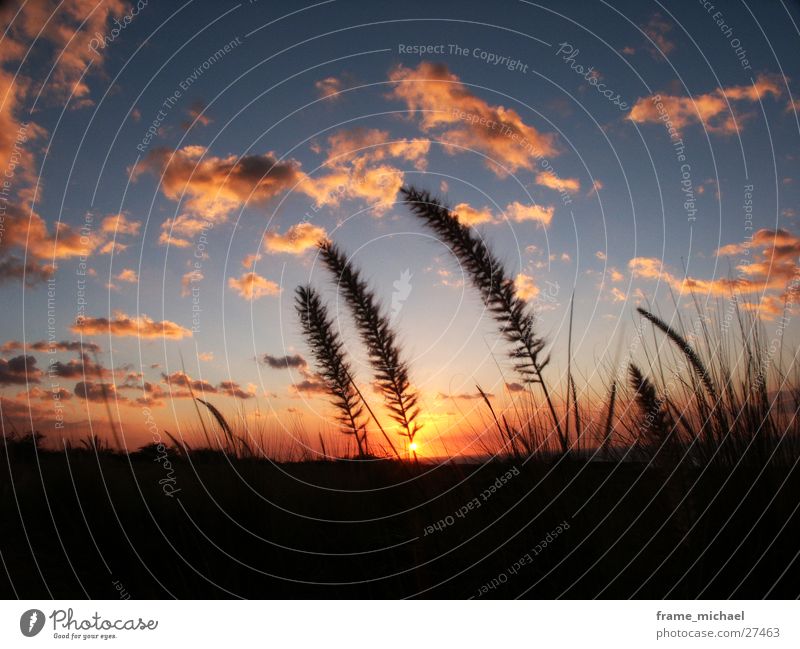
317, 239, 422, 457
295, 285, 368, 457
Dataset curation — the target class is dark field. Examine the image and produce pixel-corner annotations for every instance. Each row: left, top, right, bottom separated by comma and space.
3, 444, 798, 599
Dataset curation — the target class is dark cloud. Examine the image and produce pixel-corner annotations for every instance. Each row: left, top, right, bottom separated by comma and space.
48, 354, 109, 379
0, 355, 41, 385
0, 256, 55, 286
1, 340, 101, 353
261, 353, 307, 369
74, 380, 124, 403
437, 391, 494, 400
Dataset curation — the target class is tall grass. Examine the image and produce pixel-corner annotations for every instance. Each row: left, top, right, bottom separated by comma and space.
400, 186, 567, 451
317, 239, 422, 456
295, 285, 368, 457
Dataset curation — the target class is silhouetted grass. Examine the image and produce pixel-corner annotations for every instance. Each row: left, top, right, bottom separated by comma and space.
317, 239, 422, 456
400, 186, 567, 452
295, 284, 368, 457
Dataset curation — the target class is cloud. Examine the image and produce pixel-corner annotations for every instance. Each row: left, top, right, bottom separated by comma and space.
629, 229, 800, 314
161, 371, 253, 399
1, 0, 128, 103
162, 370, 217, 394
136, 145, 304, 223
609, 287, 627, 303
0, 355, 41, 385
505, 381, 525, 393
299, 162, 404, 212
535, 172, 580, 193
437, 391, 494, 400
388, 62, 558, 173
49, 353, 110, 379
72, 311, 192, 339
264, 222, 327, 254
157, 214, 212, 248
289, 370, 328, 395
324, 127, 429, 170
182, 99, 212, 129
241, 253, 262, 268
587, 179, 604, 198
227, 272, 281, 299
101, 213, 141, 236
315, 76, 343, 99
116, 269, 138, 283
139, 128, 423, 236
133, 381, 169, 406
23, 386, 73, 402
74, 380, 124, 403
1, 340, 100, 354
453, 202, 494, 225
642, 13, 675, 56
181, 269, 203, 297
629, 75, 782, 135
0, 256, 55, 286
514, 273, 540, 301
3, 205, 97, 260
504, 201, 554, 226
262, 353, 307, 369
218, 380, 255, 399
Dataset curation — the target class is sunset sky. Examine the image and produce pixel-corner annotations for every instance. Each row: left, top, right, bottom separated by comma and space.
1, 0, 799, 454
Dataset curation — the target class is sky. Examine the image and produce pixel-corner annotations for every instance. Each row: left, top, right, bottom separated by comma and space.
1, 0, 799, 456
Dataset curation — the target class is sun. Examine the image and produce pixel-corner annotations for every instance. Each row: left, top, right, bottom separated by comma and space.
409, 442, 418, 452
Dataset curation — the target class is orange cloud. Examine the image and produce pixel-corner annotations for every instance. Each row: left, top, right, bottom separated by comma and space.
1, 0, 127, 102
629, 229, 800, 318
315, 76, 343, 100
324, 127, 429, 169
610, 287, 627, 303
116, 269, 138, 283
453, 202, 494, 225
629, 75, 782, 135
264, 222, 327, 255
535, 172, 580, 193
181, 269, 203, 297
101, 213, 141, 236
72, 311, 192, 339
514, 273, 539, 301
504, 201, 554, 226
3, 205, 97, 260
388, 62, 558, 173
227, 272, 281, 299
136, 146, 304, 222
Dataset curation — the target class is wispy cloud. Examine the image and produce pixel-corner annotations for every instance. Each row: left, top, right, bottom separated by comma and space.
388, 62, 558, 173
72, 312, 192, 339
264, 223, 327, 254
227, 272, 281, 299
629, 75, 782, 135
